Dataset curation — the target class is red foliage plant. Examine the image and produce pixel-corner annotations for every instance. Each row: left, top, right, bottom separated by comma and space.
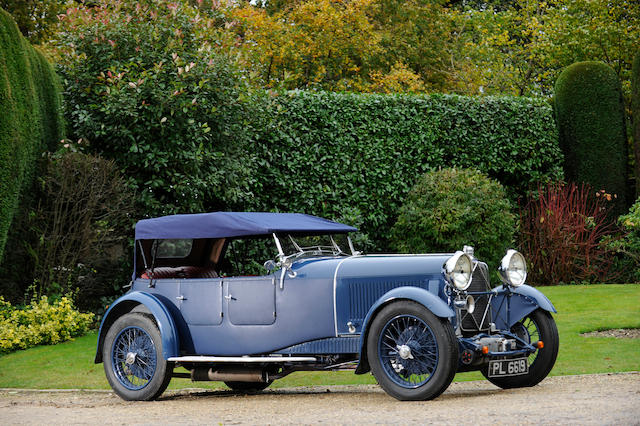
519, 182, 620, 285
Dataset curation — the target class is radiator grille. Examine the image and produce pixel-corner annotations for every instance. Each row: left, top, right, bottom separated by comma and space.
348, 277, 427, 324
459, 262, 491, 332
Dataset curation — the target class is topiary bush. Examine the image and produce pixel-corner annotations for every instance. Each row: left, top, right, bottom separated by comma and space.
554, 61, 629, 216
0, 7, 64, 260
0, 296, 94, 354
389, 168, 516, 272
632, 50, 640, 197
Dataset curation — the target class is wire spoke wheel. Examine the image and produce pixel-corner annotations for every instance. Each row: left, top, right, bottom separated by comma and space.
112, 326, 157, 390
103, 313, 173, 401
511, 316, 541, 366
482, 309, 559, 389
367, 301, 457, 401
378, 314, 439, 388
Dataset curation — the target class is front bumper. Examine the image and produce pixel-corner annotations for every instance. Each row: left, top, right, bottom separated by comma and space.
456, 331, 538, 371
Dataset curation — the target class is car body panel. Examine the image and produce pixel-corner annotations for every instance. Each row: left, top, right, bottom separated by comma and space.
95, 291, 180, 363
491, 284, 557, 329
333, 254, 452, 335
127, 258, 341, 356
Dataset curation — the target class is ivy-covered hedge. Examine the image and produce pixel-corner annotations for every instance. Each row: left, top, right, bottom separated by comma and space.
0, 8, 63, 259
245, 91, 563, 249
554, 61, 629, 216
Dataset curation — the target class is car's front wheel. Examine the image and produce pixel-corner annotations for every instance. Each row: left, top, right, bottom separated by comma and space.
482, 308, 559, 389
367, 301, 458, 401
103, 313, 173, 401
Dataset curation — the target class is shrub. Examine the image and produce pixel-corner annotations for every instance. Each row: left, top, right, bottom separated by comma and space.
0, 151, 133, 310
606, 197, 640, 282
246, 91, 562, 250
389, 168, 516, 272
554, 61, 629, 216
519, 182, 619, 285
57, 0, 253, 217
0, 296, 94, 354
0, 7, 64, 260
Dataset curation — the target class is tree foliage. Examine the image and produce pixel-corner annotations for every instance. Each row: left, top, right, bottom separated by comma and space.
0, 0, 70, 43
449, 0, 640, 98
56, 0, 254, 217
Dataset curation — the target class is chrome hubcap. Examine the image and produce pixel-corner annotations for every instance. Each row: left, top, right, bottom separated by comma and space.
397, 344, 414, 360
125, 352, 137, 365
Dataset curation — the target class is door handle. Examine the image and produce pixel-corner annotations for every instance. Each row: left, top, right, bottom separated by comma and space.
225, 294, 236, 301
176, 295, 186, 301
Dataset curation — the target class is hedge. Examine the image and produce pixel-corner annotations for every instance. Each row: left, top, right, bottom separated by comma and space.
633, 51, 640, 197
244, 91, 563, 249
0, 8, 63, 259
554, 61, 629, 216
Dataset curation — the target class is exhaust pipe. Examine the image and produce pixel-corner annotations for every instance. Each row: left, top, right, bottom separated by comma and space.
191, 367, 267, 382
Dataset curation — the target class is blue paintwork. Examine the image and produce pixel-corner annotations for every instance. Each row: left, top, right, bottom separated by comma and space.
95, 291, 180, 362
333, 255, 451, 335
131, 257, 342, 355
98, 251, 556, 365
491, 284, 557, 329
277, 337, 360, 354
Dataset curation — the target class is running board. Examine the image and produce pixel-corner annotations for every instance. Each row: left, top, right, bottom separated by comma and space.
167, 356, 317, 363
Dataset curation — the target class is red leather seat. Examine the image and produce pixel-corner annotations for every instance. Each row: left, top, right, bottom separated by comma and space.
141, 266, 218, 279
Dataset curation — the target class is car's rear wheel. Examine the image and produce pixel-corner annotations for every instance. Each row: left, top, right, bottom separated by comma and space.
103, 313, 173, 401
482, 309, 558, 389
224, 381, 272, 392
367, 301, 458, 401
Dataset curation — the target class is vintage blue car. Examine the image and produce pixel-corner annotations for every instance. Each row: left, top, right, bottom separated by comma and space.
96, 212, 558, 401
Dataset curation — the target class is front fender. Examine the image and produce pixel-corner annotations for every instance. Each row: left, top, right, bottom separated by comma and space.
491, 284, 557, 329
355, 286, 454, 374
94, 291, 180, 363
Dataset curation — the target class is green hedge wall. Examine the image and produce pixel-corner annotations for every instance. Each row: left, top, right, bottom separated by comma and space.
0, 8, 63, 259
633, 51, 640, 197
554, 61, 629, 215
244, 91, 563, 249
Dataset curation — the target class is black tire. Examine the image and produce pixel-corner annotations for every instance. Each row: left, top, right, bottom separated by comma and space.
224, 381, 272, 392
103, 313, 173, 401
482, 309, 559, 389
367, 301, 458, 401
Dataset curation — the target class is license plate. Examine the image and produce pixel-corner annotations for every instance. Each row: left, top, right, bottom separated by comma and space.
488, 358, 529, 377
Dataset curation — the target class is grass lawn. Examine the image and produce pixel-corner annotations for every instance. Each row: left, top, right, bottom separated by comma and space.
0, 284, 638, 390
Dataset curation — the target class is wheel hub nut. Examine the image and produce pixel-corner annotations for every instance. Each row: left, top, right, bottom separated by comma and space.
125, 352, 137, 365
397, 344, 413, 360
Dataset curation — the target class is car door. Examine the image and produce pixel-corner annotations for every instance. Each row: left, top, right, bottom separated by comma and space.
179, 278, 224, 326
224, 276, 276, 325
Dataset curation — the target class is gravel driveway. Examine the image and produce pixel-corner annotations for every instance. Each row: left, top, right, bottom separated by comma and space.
1, 372, 639, 425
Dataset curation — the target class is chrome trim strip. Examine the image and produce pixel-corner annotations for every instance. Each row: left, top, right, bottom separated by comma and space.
333, 256, 354, 336
167, 356, 317, 363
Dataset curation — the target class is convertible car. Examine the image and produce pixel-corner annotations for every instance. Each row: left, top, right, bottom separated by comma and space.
96, 212, 558, 401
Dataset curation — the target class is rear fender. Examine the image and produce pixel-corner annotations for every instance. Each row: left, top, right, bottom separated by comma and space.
94, 291, 179, 363
491, 284, 557, 329
354, 286, 454, 374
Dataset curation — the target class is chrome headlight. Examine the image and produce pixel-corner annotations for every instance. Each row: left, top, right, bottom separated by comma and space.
499, 249, 527, 287
444, 251, 473, 291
